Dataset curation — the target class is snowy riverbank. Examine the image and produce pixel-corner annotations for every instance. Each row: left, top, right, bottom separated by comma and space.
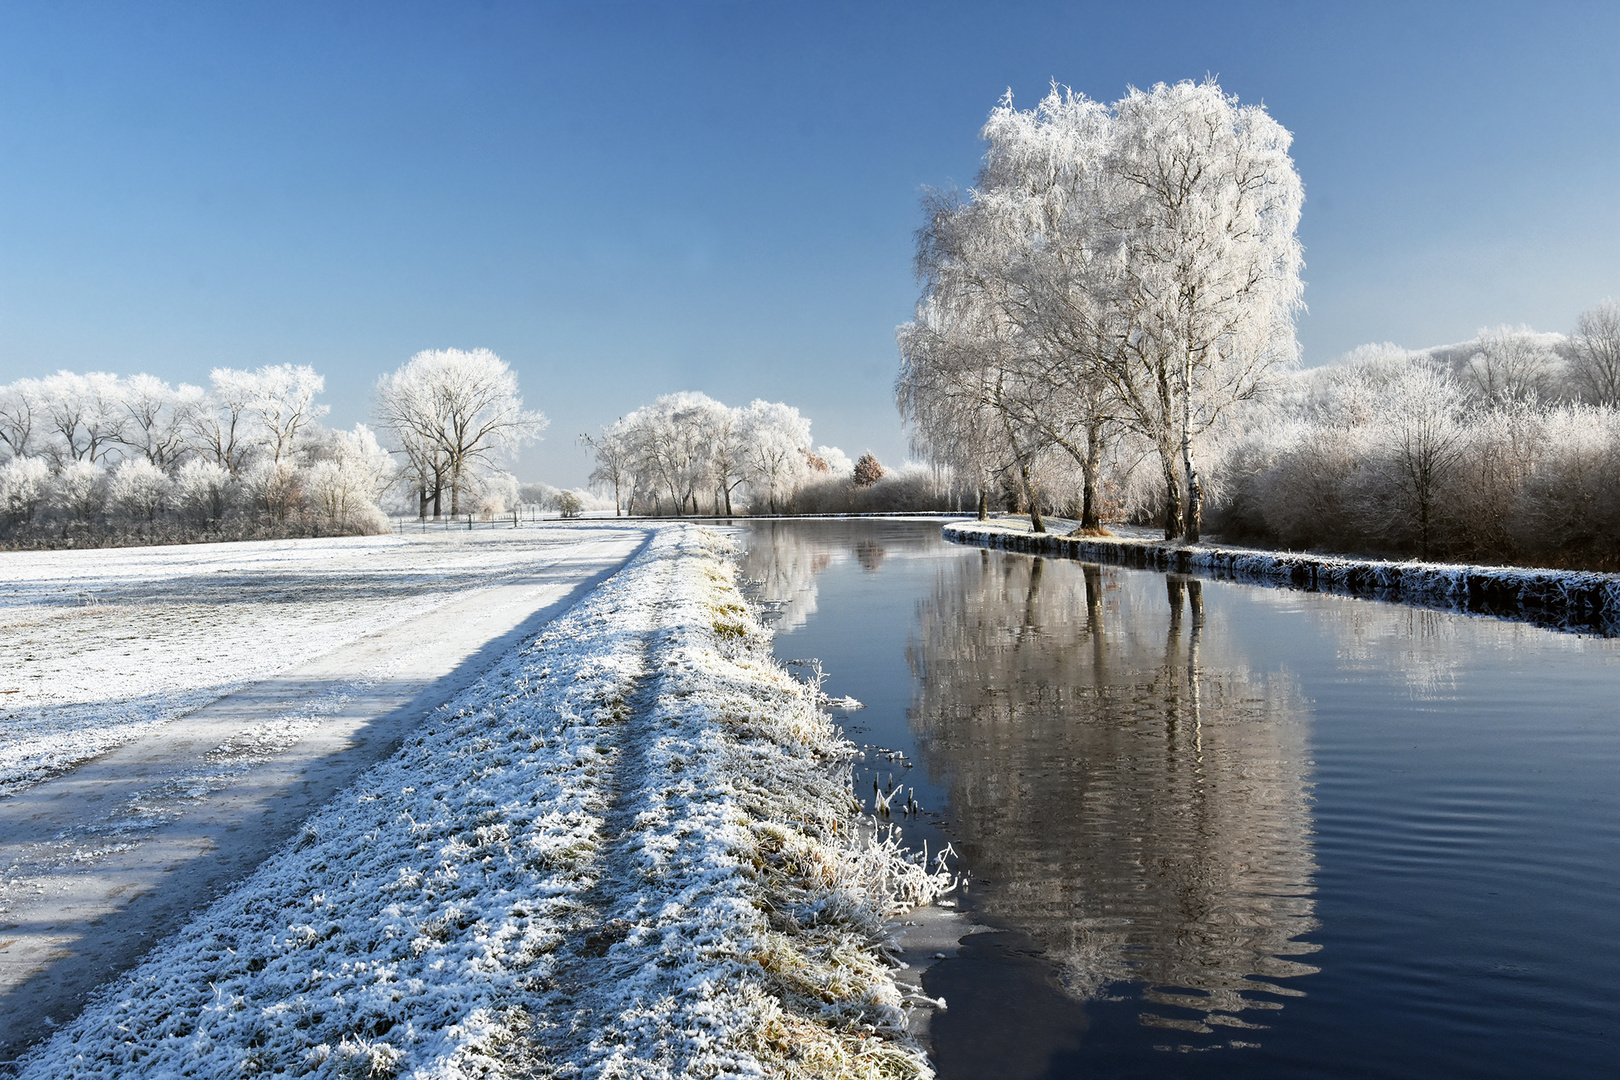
944, 520, 1620, 636
17, 524, 950, 1079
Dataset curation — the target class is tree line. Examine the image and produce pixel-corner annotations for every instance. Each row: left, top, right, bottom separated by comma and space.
1211, 321, 1620, 569
0, 348, 546, 546
581, 391, 947, 516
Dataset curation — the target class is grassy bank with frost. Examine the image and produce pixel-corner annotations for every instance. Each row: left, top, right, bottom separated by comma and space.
18, 524, 950, 1079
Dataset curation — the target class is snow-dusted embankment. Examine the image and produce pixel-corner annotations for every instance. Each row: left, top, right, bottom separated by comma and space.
945, 520, 1620, 636
19, 525, 947, 1079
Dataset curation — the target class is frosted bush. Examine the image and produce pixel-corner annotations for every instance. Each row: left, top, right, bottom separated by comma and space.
51, 459, 106, 523
0, 456, 50, 527
171, 458, 233, 525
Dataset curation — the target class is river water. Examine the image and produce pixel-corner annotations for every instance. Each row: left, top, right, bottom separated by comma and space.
737, 519, 1620, 1080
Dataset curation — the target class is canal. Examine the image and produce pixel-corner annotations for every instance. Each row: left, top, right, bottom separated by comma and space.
737, 519, 1620, 1080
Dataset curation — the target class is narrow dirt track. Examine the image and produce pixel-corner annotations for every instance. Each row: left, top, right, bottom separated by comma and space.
0, 527, 651, 1063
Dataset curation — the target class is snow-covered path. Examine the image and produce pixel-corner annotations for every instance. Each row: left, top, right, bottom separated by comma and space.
0, 524, 651, 1062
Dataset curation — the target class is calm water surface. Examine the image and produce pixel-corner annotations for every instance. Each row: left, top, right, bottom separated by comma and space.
738, 520, 1620, 1080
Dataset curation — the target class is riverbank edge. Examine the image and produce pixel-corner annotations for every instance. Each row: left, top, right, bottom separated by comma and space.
943, 520, 1620, 636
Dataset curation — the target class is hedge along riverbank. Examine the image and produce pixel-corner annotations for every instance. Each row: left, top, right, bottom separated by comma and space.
943, 520, 1620, 637
18, 524, 952, 1080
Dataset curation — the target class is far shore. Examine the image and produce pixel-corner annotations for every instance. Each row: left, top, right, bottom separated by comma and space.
944, 517, 1620, 638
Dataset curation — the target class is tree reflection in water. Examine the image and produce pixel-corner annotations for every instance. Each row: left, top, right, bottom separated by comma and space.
908, 555, 1320, 1041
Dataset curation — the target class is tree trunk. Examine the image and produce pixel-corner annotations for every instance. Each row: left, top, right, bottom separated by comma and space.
1015, 448, 1045, 534
1180, 351, 1202, 544
1182, 439, 1203, 544
977, 485, 989, 521
1157, 440, 1183, 540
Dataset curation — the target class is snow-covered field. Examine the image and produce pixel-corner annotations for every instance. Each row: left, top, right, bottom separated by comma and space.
0, 527, 645, 796
15, 525, 950, 1078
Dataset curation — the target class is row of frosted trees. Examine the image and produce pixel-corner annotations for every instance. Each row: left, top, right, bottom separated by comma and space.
1210, 330, 1620, 568
584, 393, 842, 515
0, 348, 548, 546
582, 392, 943, 516
0, 365, 394, 543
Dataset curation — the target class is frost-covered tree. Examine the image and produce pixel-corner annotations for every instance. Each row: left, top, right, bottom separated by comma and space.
902, 80, 1302, 539
39, 371, 126, 464
118, 374, 200, 468
375, 349, 545, 517
582, 426, 633, 516
108, 458, 170, 524
585, 395, 826, 516
188, 368, 261, 475
896, 296, 1025, 521
972, 86, 1122, 530
1567, 300, 1620, 406
1103, 80, 1305, 541
742, 399, 813, 514
242, 460, 304, 526
172, 459, 233, 526
1461, 326, 1563, 403
899, 209, 1052, 530
707, 405, 752, 515
52, 460, 106, 523
0, 457, 49, 526
304, 425, 394, 533
815, 445, 853, 477
0, 379, 41, 461
246, 364, 328, 465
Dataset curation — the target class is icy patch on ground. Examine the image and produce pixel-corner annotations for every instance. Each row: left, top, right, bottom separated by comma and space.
946, 520, 1620, 636
18, 525, 950, 1079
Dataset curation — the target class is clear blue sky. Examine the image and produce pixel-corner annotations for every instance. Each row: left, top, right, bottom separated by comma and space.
2, 1, 1617, 485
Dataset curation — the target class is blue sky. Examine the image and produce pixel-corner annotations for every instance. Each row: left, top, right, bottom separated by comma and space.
2, 1, 1617, 485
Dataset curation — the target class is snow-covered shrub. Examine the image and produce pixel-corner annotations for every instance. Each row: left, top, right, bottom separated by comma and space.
108, 458, 171, 524
0, 456, 49, 528
171, 459, 234, 526
304, 425, 394, 533
241, 459, 306, 526
468, 469, 519, 517
51, 460, 106, 523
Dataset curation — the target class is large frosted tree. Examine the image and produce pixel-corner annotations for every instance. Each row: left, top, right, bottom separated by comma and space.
375, 348, 546, 517
901, 79, 1304, 541
1105, 80, 1305, 541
